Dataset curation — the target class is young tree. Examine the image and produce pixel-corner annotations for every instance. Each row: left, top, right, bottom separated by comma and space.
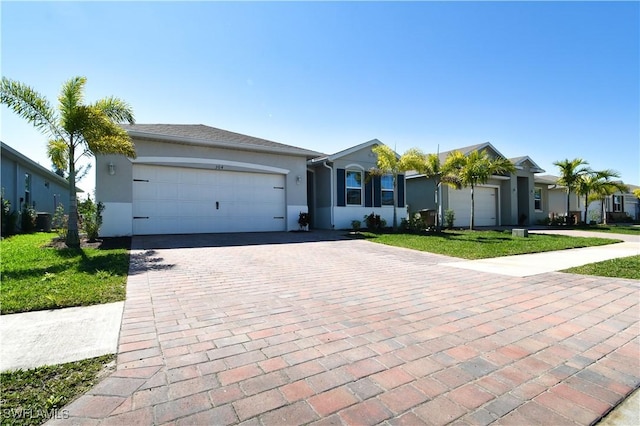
552, 158, 590, 221
446, 149, 515, 230
588, 177, 629, 225
1, 76, 136, 247
370, 144, 418, 231
401, 149, 459, 231
577, 169, 625, 224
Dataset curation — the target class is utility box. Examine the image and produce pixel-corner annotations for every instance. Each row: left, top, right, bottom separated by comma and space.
418, 209, 436, 227
36, 212, 52, 232
512, 228, 528, 238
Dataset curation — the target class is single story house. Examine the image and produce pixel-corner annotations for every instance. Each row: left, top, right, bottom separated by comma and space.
537, 175, 639, 223
97, 124, 321, 236
307, 139, 407, 230
1, 141, 72, 219
97, 127, 409, 236
405, 142, 546, 227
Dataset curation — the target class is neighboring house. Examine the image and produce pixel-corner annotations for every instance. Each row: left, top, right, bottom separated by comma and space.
535, 174, 584, 222
307, 139, 407, 230
96, 124, 321, 236
538, 175, 639, 223
406, 142, 545, 227
1, 141, 71, 218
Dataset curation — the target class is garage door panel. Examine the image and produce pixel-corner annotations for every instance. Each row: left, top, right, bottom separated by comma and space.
449, 187, 498, 227
132, 164, 287, 235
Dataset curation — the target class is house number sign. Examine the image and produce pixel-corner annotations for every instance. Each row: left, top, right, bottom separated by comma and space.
214, 165, 224, 170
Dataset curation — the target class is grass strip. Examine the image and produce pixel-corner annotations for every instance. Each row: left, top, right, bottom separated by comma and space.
562, 255, 640, 280
357, 230, 619, 259
0, 355, 115, 426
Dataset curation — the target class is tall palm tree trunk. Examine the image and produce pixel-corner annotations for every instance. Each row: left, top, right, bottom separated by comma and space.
66, 139, 80, 248
470, 184, 475, 230
392, 175, 398, 231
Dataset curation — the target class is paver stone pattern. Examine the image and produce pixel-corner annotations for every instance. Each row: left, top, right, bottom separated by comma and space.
52, 232, 639, 425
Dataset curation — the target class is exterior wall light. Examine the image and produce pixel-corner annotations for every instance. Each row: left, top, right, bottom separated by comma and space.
296, 175, 301, 185
108, 162, 116, 175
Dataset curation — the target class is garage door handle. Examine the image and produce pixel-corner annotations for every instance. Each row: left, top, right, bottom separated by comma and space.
216, 201, 219, 210
133, 216, 149, 219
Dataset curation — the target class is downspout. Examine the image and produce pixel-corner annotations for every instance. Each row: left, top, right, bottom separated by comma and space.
323, 160, 334, 229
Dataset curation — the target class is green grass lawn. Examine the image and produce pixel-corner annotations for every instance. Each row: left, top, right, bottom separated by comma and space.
573, 225, 640, 235
0, 233, 130, 315
0, 355, 114, 426
357, 230, 619, 259
563, 255, 640, 280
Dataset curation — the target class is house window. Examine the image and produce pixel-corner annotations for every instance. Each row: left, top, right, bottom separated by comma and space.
381, 175, 394, 206
534, 187, 542, 211
24, 173, 32, 207
613, 195, 623, 212
346, 171, 362, 205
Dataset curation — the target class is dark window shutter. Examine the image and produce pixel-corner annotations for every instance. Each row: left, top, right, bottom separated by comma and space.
337, 168, 346, 207
364, 172, 373, 207
397, 174, 405, 207
373, 175, 381, 207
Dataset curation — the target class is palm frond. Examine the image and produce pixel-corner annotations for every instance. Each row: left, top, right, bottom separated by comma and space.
93, 96, 135, 124
47, 139, 69, 171
0, 77, 62, 139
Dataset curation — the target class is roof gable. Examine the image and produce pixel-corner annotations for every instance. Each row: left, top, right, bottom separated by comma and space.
438, 142, 506, 162
310, 139, 388, 163
121, 124, 323, 159
510, 156, 545, 173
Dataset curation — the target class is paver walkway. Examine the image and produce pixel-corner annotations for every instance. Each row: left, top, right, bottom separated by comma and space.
51, 232, 639, 425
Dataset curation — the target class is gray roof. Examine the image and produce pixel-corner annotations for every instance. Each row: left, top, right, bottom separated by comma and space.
120, 124, 324, 159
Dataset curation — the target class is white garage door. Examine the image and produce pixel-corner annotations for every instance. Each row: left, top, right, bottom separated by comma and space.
132, 165, 286, 235
448, 186, 498, 227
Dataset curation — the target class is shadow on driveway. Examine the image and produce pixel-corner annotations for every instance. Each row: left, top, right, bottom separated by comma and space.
131, 230, 352, 250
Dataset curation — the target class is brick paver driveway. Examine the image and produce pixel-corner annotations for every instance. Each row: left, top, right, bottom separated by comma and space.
59, 232, 639, 425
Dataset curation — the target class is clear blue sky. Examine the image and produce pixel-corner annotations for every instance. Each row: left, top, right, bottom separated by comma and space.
2, 1, 638, 195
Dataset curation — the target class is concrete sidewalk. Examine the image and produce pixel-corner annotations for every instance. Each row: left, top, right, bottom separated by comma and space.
0, 302, 124, 372
442, 241, 639, 277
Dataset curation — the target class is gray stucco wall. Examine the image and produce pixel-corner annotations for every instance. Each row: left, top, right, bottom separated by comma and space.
97, 137, 309, 206
1, 151, 70, 216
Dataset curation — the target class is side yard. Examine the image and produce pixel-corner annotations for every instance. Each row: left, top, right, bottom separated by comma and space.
0, 233, 130, 315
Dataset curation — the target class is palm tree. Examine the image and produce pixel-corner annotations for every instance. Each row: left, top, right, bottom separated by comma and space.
371, 144, 418, 231
552, 158, 590, 222
588, 177, 628, 225
1, 76, 136, 247
577, 169, 624, 224
446, 149, 515, 230
401, 149, 458, 231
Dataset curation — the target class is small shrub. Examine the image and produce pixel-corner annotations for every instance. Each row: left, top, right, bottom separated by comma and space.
21, 206, 37, 233
78, 197, 105, 242
351, 220, 361, 231
444, 209, 455, 229
364, 212, 383, 232
52, 203, 68, 239
1, 192, 17, 236
403, 213, 424, 233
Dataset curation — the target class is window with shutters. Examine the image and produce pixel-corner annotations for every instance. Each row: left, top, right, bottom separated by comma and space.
613, 195, 623, 212
346, 171, 362, 205
381, 175, 394, 206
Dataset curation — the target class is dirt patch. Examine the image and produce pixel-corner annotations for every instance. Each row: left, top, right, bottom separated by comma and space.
46, 236, 131, 250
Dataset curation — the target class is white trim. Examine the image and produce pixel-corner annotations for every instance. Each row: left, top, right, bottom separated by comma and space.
132, 156, 290, 175
344, 163, 365, 171
534, 187, 543, 212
